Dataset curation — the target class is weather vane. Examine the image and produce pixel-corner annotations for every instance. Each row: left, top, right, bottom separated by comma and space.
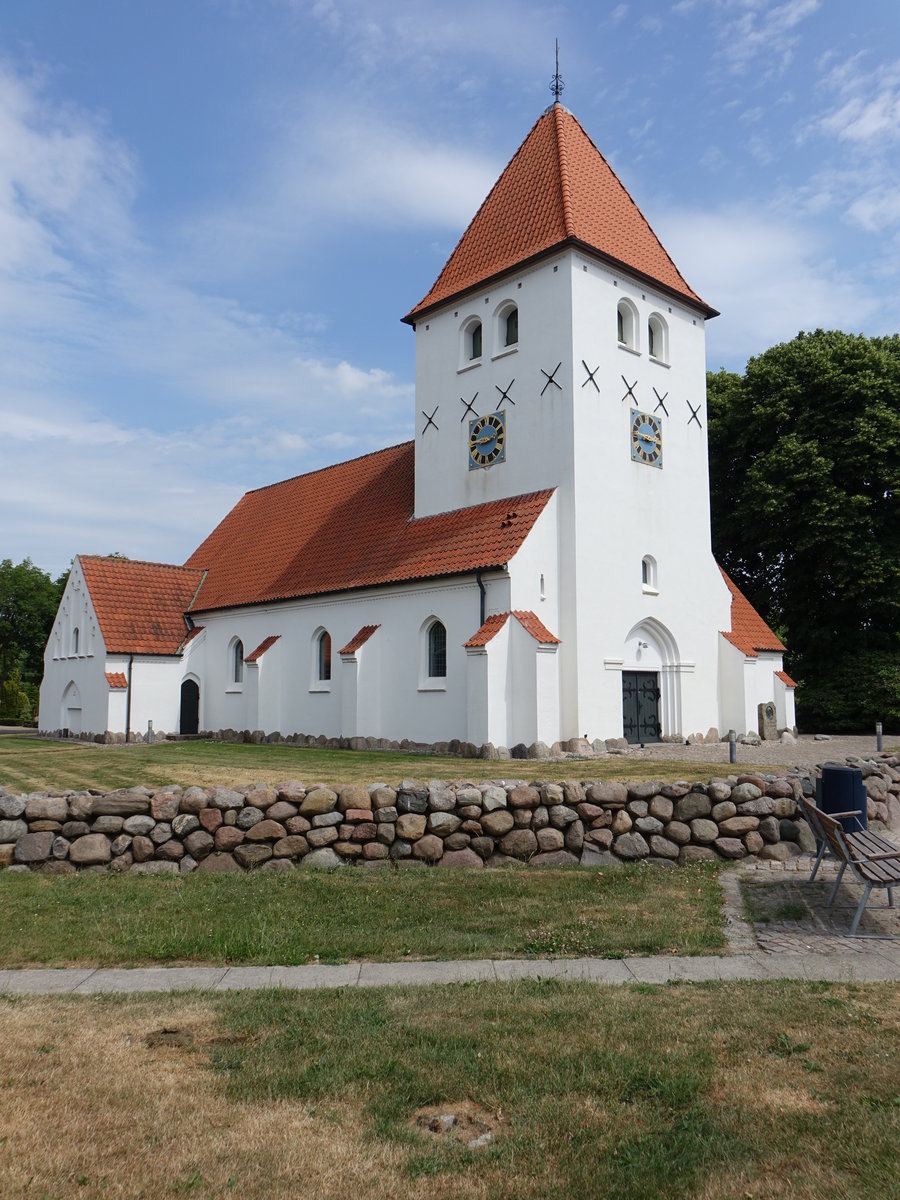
550, 38, 565, 101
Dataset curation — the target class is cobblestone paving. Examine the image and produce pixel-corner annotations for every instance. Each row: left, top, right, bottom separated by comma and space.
735, 854, 900, 953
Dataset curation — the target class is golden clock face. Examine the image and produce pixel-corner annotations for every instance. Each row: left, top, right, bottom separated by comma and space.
468, 410, 506, 469
630, 409, 662, 468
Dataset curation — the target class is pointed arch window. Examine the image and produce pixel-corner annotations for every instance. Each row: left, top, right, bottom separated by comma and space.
72, 626, 80, 656
229, 638, 244, 686
318, 630, 332, 682
427, 620, 447, 678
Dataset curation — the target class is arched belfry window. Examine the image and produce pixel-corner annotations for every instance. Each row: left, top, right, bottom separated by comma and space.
642, 555, 658, 593
617, 300, 638, 351
469, 321, 482, 360
427, 620, 447, 678
318, 630, 332, 682
648, 313, 668, 363
504, 306, 518, 347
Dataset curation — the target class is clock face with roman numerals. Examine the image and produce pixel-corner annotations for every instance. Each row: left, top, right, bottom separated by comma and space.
468, 410, 506, 469
630, 409, 662, 468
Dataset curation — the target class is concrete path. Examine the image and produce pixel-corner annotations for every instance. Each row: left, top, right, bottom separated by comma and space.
1, 943, 898, 996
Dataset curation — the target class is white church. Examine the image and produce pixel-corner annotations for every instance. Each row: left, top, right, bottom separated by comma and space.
40, 102, 796, 749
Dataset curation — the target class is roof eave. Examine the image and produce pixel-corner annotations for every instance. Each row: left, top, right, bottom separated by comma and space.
402, 237, 718, 326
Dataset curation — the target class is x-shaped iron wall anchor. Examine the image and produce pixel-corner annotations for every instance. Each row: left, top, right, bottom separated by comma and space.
541, 362, 562, 396
687, 400, 702, 428
422, 407, 439, 433
621, 375, 637, 404
653, 387, 669, 416
581, 360, 600, 393
459, 393, 478, 422
495, 378, 515, 406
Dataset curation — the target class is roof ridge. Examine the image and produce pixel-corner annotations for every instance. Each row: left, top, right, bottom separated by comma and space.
78, 554, 200, 573
243, 439, 414, 497
553, 102, 576, 238
407, 486, 555, 527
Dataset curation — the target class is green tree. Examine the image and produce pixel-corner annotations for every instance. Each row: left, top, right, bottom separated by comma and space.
0, 559, 68, 696
708, 329, 900, 731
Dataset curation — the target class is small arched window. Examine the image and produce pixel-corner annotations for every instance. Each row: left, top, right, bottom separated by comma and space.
469, 321, 482, 360
427, 620, 447, 678
617, 300, 638, 351
317, 630, 332, 682
648, 313, 668, 363
72, 627, 79, 655
504, 306, 518, 347
232, 639, 244, 684
642, 555, 658, 593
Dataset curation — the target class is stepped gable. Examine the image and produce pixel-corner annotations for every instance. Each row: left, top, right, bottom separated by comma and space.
404, 102, 715, 322
186, 441, 554, 613
719, 567, 786, 656
79, 556, 205, 655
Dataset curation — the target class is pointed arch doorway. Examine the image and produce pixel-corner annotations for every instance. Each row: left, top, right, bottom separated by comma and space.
180, 679, 200, 735
622, 620, 682, 744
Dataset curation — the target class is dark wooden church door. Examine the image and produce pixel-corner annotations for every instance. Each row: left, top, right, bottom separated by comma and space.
622, 671, 660, 744
180, 679, 200, 735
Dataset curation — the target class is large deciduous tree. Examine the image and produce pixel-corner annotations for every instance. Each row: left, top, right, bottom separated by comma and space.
708, 329, 900, 731
0, 559, 67, 713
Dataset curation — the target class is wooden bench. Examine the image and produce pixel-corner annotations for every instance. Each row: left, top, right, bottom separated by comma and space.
799, 797, 900, 935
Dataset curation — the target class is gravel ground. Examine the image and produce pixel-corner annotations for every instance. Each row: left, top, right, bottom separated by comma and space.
624, 734, 896, 772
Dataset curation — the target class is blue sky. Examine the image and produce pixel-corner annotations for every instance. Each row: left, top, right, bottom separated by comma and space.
2, 0, 899, 576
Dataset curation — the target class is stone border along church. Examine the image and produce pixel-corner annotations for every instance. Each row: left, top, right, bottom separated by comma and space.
40, 101, 796, 753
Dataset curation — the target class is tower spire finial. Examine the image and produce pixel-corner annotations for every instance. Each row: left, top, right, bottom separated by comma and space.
550, 38, 565, 102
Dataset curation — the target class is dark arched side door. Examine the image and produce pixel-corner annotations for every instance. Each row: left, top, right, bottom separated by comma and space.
180, 679, 200, 735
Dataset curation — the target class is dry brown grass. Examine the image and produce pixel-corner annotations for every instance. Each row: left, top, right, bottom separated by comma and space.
0, 997, 500, 1200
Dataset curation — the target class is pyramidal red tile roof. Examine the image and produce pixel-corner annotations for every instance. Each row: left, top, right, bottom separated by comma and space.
244, 634, 281, 663
186, 442, 554, 613
79, 556, 205, 655
719, 568, 786, 657
339, 625, 380, 655
105, 671, 128, 689
464, 610, 561, 648
404, 103, 715, 323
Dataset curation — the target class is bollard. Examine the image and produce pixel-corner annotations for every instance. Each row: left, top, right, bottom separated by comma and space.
728, 728, 737, 765
876, 721, 883, 753
147, 720, 154, 746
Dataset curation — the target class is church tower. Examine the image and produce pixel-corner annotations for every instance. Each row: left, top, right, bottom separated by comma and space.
403, 102, 734, 742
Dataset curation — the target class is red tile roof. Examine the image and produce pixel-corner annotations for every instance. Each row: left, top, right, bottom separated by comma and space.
512, 610, 561, 644
719, 568, 786, 657
79, 556, 205, 655
245, 634, 281, 663
776, 669, 797, 689
339, 625, 380, 655
186, 442, 554, 613
464, 612, 510, 647
464, 610, 561, 648
405, 103, 715, 323
105, 672, 128, 689
180, 625, 205, 649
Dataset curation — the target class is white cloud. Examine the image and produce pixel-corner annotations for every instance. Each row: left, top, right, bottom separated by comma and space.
0, 61, 415, 575
716, 0, 821, 77
658, 206, 887, 366
818, 57, 900, 145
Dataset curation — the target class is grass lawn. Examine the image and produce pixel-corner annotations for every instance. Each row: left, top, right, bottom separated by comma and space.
1, 734, 740, 794
1, 980, 897, 1199
0, 862, 726, 967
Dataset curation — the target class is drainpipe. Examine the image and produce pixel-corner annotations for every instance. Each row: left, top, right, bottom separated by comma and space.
125, 654, 134, 743
476, 570, 486, 627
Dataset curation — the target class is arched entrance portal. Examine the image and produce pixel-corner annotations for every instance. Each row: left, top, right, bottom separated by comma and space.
180, 679, 200, 735
61, 680, 82, 735
622, 620, 681, 744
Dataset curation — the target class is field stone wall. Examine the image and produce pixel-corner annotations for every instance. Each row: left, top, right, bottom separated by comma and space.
1, 756, 898, 875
